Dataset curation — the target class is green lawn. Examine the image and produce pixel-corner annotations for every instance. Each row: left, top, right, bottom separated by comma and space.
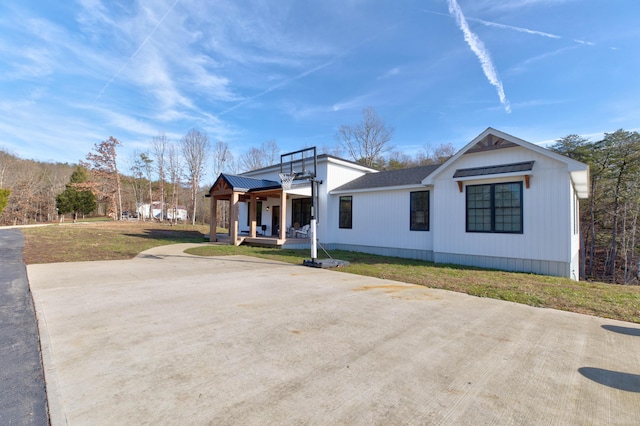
20, 222, 640, 324
186, 245, 640, 324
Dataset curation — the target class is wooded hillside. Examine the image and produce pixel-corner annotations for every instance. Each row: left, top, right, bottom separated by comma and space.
2, 128, 638, 284
551, 129, 640, 284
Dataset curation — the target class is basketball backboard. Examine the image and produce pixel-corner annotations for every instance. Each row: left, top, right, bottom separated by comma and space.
280, 147, 317, 181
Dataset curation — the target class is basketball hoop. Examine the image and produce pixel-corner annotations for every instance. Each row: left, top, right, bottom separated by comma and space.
279, 172, 296, 191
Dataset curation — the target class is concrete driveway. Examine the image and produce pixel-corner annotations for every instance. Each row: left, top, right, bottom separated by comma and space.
28, 244, 640, 425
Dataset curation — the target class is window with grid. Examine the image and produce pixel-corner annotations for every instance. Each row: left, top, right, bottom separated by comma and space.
410, 191, 429, 231
466, 182, 522, 233
339, 196, 352, 229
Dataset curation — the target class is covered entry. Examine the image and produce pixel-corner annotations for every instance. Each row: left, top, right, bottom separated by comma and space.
208, 174, 288, 246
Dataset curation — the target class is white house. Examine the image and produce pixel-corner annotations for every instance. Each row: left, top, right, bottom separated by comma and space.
208, 128, 589, 280
137, 202, 188, 221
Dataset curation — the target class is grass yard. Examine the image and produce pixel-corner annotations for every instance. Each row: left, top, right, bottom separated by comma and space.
22, 221, 210, 264
19, 221, 640, 323
187, 245, 640, 324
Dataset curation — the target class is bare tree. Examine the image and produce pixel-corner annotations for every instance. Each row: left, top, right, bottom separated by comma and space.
167, 142, 183, 224
181, 129, 209, 225
413, 143, 456, 166
601, 130, 640, 278
0, 148, 17, 188
141, 152, 153, 220
84, 136, 123, 220
262, 139, 279, 166
152, 133, 168, 221
240, 140, 280, 172
240, 147, 266, 172
212, 140, 232, 178
335, 107, 394, 168
128, 150, 145, 212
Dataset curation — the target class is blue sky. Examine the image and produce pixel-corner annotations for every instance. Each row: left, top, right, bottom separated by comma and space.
1, 0, 638, 176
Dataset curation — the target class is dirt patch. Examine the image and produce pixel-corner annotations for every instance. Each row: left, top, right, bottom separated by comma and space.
352, 284, 441, 301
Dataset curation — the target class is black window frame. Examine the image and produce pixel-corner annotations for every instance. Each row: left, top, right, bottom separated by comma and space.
466, 182, 523, 234
339, 196, 352, 229
291, 198, 312, 227
410, 190, 430, 231
246, 201, 263, 227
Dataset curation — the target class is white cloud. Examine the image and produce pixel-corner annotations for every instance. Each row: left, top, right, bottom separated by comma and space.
92, 0, 181, 104
331, 92, 378, 112
378, 67, 400, 80
447, 0, 511, 113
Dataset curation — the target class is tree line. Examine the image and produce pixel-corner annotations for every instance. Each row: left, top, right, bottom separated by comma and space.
1, 108, 637, 284
550, 130, 640, 284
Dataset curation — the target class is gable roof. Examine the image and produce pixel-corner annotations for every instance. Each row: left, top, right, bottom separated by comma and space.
422, 127, 589, 198
210, 174, 281, 193
332, 164, 441, 193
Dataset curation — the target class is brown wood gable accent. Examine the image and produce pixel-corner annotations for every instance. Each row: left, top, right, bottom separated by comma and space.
210, 179, 234, 197
457, 181, 464, 192
466, 134, 518, 154
524, 174, 530, 189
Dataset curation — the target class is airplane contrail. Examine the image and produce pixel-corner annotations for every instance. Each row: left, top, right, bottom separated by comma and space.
93, 0, 181, 105
447, 0, 511, 113
422, 8, 594, 46
217, 29, 388, 116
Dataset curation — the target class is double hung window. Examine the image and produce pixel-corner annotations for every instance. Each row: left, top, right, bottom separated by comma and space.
410, 191, 429, 231
339, 196, 352, 229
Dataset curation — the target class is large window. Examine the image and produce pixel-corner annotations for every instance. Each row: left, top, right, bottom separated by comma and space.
339, 196, 352, 229
291, 198, 311, 226
466, 182, 522, 233
410, 191, 429, 231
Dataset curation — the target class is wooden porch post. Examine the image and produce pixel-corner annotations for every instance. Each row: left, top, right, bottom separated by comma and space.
231, 192, 240, 246
210, 196, 217, 242
279, 190, 287, 240
249, 194, 257, 237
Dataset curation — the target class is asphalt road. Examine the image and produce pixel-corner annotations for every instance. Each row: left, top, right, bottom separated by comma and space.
0, 229, 49, 425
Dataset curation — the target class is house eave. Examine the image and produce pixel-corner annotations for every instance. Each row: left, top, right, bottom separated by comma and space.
331, 183, 429, 195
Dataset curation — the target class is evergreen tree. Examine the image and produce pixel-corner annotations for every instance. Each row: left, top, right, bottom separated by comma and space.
0, 188, 9, 216
56, 166, 96, 221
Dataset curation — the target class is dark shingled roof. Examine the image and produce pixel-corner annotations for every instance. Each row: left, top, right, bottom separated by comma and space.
453, 161, 534, 178
333, 164, 442, 192
216, 174, 281, 192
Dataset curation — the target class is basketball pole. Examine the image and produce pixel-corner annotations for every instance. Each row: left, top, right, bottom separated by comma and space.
310, 177, 317, 263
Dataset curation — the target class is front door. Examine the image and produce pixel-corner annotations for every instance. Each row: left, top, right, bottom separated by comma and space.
271, 206, 280, 236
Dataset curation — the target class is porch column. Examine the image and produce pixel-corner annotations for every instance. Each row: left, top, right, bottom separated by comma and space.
279, 190, 287, 240
249, 194, 257, 237
210, 196, 217, 242
231, 192, 240, 246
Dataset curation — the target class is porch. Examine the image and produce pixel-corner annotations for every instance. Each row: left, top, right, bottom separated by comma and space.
214, 233, 311, 248
208, 173, 313, 247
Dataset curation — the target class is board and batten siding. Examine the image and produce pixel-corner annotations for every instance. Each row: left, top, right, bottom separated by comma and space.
320, 160, 374, 241
432, 146, 574, 268
330, 188, 434, 252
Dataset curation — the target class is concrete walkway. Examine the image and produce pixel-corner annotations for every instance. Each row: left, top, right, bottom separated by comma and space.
28, 244, 640, 425
0, 229, 49, 425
